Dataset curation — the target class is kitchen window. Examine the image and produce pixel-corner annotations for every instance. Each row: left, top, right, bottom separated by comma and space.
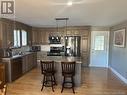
13, 29, 28, 47
13, 30, 21, 47
94, 36, 104, 50
21, 30, 27, 46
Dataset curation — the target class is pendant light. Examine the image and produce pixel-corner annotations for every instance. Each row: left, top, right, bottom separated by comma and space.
55, 18, 69, 40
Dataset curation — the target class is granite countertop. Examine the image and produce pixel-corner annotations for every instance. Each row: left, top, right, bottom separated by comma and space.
39, 56, 82, 64
2, 52, 36, 60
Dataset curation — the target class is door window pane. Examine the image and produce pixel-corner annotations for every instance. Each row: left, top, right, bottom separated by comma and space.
94, 36, 104, 50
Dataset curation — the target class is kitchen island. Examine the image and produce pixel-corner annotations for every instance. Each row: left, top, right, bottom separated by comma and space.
38, 56, 82, 87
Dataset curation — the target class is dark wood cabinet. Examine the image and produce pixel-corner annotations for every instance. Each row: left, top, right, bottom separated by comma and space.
2, 52, 37, 82
11, 57, 22, 81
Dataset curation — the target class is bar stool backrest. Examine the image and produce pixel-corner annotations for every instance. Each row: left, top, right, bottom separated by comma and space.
0, 63, 5, 87
61, 61, 76, 76
0, 63, 7, 95
40, 61, 54, 74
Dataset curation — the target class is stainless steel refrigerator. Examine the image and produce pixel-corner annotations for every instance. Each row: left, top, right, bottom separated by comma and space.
64, 36, 81, 57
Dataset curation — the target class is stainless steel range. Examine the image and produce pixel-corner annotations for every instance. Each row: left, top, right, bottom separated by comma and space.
47, 44, 64, 56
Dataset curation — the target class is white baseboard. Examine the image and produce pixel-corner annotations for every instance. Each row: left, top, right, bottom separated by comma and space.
109, 66, 127, 84
89, 64, 108, 68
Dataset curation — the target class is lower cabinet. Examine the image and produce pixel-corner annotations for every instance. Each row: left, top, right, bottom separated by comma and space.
11, 57, 22, 81
2, 52, 37, 82
2, 57, 23, 82
22, 52, 37, 74
22, 56, 27, 74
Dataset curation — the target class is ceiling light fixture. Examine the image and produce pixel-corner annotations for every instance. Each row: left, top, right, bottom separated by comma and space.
55, 18, 69, 40
67, 1, 73, 6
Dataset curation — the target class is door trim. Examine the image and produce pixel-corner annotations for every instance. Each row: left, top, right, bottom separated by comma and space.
90, 31, 110, 68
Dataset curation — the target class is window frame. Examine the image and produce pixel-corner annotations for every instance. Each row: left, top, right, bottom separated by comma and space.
94, 35, 105, 51
13, 29, 21, 48
13, 29, 28, 48
21, 30, 28, 46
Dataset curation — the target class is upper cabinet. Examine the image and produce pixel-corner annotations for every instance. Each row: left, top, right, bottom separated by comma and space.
0, 21, 13, 48
32, 28, 47, 45
32, 28, 59, 45
31, 27, 88, 45
31, 26, 91, 66
0, 18, 32, 48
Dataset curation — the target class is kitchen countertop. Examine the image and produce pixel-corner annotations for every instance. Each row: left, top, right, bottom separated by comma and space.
2, 52, 36, 60
39, 56, 82, 64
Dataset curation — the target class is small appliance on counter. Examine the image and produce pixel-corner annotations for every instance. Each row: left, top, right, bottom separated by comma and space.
29, 45, 41, 52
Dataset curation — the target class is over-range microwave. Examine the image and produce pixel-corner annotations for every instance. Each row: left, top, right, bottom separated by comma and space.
49, 36, 61, 44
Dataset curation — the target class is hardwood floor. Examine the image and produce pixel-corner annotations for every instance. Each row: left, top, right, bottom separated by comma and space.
6, 67, 127, 95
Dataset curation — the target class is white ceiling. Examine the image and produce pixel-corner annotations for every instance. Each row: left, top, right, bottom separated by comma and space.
8, 0, 127, 27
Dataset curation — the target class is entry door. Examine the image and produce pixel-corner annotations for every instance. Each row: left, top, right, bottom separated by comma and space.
90, 31, 109, 67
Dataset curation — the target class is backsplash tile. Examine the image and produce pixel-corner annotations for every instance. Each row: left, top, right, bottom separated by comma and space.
12, 46, 30, 56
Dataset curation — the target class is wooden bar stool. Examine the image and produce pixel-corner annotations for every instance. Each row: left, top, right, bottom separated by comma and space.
40, 61, 56, 92
0, 63, 7, 95
61, 61, 76, 93
0, 83, 7, 95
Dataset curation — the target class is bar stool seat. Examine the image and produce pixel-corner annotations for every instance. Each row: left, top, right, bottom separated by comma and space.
62, 71, 74, 75
42, 70, 55, 75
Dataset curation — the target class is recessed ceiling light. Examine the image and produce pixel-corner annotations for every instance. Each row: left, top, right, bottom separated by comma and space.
67, 1, 73, 6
